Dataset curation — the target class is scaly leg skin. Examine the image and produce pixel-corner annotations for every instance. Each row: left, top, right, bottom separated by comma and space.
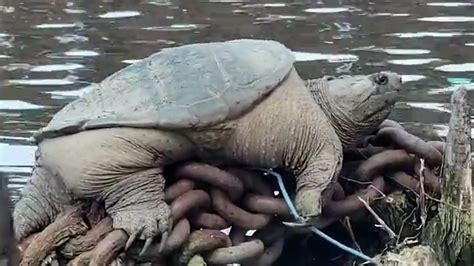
293, 142, 342, 226
13, 165, 75, 241
100, 168, 172, 255
37, 127, 195, 258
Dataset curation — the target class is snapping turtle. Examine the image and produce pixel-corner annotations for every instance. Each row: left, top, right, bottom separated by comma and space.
14, 39, 401, 255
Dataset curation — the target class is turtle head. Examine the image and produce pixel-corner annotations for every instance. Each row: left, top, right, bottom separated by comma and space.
326, 71, 401, 124
308, 71, 402, 148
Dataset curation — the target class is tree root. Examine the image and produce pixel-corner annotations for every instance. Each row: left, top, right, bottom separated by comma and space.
15, 119, 449, 265
60, 217, 113, 259
20, 203, 89, 266
67, 230, 128, 266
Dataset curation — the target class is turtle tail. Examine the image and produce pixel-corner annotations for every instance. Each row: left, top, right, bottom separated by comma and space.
13, 166, 73, 241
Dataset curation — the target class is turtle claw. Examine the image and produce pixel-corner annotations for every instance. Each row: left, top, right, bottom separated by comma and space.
139, 238, 154, 257
158, 231, 169, 254
125, 231, 139, 250
111, 200, 171, 255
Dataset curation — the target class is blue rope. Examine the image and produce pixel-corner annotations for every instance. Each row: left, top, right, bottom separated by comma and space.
251, 167, 375, 264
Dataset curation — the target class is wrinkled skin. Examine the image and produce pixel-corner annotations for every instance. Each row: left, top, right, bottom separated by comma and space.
314, 72, 402, 149
13, 68, 401, 256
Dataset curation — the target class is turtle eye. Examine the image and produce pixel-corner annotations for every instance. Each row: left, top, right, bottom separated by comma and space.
375, 74, 389, 85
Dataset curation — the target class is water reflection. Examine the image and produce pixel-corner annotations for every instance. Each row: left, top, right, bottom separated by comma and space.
1, 0, 473, 205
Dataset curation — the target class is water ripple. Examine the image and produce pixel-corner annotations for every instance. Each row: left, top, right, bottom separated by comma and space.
63, 8, 86, 14
30, 63, 85, 72
7, 76, 77, 86
241, 3, 287, 8
381, 49, 430, 55
405, 102, 450, 113
63, 49, 100, 57
144, 0, 173, 6
388, 58, 442, 65
99, 11, 141, 19
0, 135, 30, 141
426, 2, 473, 7
428, 83, 474, 94
142, 24, 208, 31
44, 85, 95, 99
401, 75, 427, 83
54, 34, 89, 44
293, 51, 358, 63
369, 13, 410, 17
386, 31, 473, 38
0, 6, 14, 13
255, 14, 306, 23
122, 59, 143, 64
435, 63, 474, 72
352, 46, 430, 55
0, 100, 45, 110
303, 7, 353, 13
418, 16, 474, 22
34, 23, 82, 29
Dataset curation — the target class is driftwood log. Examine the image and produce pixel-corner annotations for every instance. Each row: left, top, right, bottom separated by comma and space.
421, 86, 473, 266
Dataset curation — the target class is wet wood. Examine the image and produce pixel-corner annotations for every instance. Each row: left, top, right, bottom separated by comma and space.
20, 203, 89, 266
60, 216, 113, 258
374, 245, 440, 266
422, 86, 473, 265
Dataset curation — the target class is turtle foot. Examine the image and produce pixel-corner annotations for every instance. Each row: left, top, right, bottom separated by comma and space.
111, 200, 172, 257
294, 189, 323, 219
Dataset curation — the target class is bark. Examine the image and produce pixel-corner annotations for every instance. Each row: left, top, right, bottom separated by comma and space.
60, 216, 113, 258
421, 86, 473, 266
373, 245, 441, 266
20, 203, 89, 266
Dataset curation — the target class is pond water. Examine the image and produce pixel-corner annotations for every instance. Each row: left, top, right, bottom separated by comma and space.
0, 0, 473, 201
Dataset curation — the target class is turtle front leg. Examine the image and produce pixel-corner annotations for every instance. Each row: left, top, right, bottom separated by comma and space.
293, 142, 342, 224
101, 168, 171, 256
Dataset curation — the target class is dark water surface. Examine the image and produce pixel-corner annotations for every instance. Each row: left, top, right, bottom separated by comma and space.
1, 0, 473, 202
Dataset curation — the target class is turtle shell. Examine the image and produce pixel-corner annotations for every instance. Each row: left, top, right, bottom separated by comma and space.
33, 39, 295, 142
